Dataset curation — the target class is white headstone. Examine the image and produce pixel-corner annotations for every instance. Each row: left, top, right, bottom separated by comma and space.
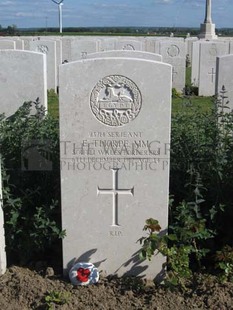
20, 37, 33, 50
15, 39, 24, 50
159, 41, 186, 91
48, 38, 62, 86
99, 39, 117, 51
0, 40, 16, 50
70, 39, 99, 61
5, 37, 24, 50
199, 42, 229, 96
60, 57, 172, 279
29, 40, 57, 91
216, 54, 233, 112
61, 37, 73, 62
0, 155, 6, 276
228, 41, 233, 54
145, 39, 160, 54
0, 50, 47, 117
81, 50, 162, 62
185, 37, 198, 62
191, 41, 201, 86
116, 40, 143, 51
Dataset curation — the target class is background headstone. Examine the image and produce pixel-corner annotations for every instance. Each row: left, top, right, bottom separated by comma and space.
228, 41, 233, 54
70, 39, 99, 61
0, 50, 47, 117
29, 40, 57, 91
61, 37, 73, 62
21, 36, 34, 50
191, 41, 201, 87
216, 54, 233, 112
185, 37, 198, 62
0, 40, 16, 50
81, 50, 162, 62
159, 41, 186, 91
99, 39, 117, 51
1, 38, 24, 50
145, 38, 160, 54
116, 39, 143, 51
60, 57, 172, 279
199, 42, 229, 96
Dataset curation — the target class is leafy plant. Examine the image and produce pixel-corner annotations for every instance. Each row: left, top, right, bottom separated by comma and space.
172, 87, 182, 98
139, 171, 217, 288
45, 290, 70, 310
0, 99, 65, 264
170, 89, 233, 255
215, 245, 233, 282
138, 218, 192, 288
139, 87, 233, 286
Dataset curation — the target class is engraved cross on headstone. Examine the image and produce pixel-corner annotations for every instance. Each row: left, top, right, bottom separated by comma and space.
208, 67, 216, 83
172, 67, 178, 82
97, 169, 134, 227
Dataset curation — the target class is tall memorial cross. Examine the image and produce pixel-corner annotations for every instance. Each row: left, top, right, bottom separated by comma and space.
97, 169, 134, 227
204, 0, 212, 23
198, 0, 217, 40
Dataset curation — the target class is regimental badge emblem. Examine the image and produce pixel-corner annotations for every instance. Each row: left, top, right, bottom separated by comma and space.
167, 45, 180, 57
209, 47, 217, 56
36, 45, 49, 54
122, 44, 135, 50
90, 75, 142, 127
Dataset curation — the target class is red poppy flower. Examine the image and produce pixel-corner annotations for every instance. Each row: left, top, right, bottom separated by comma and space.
76, 268, 91, 282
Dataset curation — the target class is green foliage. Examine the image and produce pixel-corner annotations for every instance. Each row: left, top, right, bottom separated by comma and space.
172, 95, 213, 114
184, 67, 198, 96
45, 290, 70, 310
215, 245, 233, 282
140, 89, 233, 287
48, 89, 59, 118
172, 88, 182, 98
138, 218, 192, 288
171, 92, 233, 220
0, 100, 64, 264
170, 89, 233, 271
139, 178, 215, 288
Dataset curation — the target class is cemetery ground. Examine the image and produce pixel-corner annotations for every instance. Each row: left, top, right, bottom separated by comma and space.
1, 89, 233, 309
0, 265, 233, 309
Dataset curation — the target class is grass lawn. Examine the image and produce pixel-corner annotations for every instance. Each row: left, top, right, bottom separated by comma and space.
172, 95, 214, 114
48, 89, 59, 118
186, 66, 191, 86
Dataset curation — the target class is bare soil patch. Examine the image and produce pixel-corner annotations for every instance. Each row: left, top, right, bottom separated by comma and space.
0, 266, 233, 309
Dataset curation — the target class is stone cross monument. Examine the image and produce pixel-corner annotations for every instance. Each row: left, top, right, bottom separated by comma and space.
199, 0, 217, 40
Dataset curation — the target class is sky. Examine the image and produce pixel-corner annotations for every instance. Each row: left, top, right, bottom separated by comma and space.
0, 0, 232, 29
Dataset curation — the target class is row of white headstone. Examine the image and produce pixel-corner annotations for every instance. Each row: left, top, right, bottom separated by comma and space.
1, 40, 233, 279
1, 42, 233, 118
2, 35, 233, 97
1, 36, 189, 92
